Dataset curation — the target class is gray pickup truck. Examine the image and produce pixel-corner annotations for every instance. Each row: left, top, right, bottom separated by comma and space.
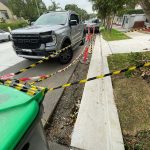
11, 11, 85, 64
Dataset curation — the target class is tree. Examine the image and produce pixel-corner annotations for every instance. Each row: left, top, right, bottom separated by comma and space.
48, 0, 61, 11
89, 13, 97, 19
65, 4, 90, 21
126, 0, 150, 23
8, 0, 24, 18
140, 0, 150, 23
126, 0, 139, 9
90, 0, 126, 30
8, 0, 47, 21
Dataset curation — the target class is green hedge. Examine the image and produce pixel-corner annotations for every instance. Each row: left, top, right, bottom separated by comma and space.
126, 9, 144, 15
118, 9, 144, 17
0, 21, 28, 31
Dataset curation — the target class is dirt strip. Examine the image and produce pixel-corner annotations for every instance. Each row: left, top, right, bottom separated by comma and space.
45, 53, 92, 147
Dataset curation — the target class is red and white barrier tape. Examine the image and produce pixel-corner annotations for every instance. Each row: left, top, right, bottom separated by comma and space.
19, 75, 49, 82
0, 73, 15, 80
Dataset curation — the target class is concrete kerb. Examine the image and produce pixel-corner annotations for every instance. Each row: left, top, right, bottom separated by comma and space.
71, 35, 124, 150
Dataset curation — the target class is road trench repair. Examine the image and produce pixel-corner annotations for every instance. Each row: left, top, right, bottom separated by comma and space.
45, 53, 92, 147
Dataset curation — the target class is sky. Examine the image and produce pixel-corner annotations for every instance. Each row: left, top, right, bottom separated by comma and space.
42, 0, 93, 13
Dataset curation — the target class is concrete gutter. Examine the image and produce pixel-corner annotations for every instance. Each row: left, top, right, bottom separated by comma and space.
71, 35, 124, 150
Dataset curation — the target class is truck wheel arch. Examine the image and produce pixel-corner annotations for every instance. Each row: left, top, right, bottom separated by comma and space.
61, 37, 72, 48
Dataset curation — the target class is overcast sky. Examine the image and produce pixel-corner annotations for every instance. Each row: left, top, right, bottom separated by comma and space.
42, 0, 93, 13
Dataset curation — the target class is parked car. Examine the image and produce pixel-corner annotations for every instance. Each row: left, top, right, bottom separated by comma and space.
11, 11, 85, 64
84, 18, 101, 33
0, 29, 11, 42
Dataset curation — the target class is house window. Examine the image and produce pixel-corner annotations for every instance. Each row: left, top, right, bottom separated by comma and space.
126, 18, 128, 23
0, 10, 9, 19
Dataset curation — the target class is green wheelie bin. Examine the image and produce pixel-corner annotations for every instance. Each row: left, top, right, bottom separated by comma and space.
0, 84, 49, 150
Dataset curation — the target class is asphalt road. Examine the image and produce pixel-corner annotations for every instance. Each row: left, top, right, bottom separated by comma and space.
0, 41, 84, 125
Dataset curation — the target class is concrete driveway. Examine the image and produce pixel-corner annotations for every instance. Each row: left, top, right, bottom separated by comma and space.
0, 41, 24, 72
108, 28, 150, 54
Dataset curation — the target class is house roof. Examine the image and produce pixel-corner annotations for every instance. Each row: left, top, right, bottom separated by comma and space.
0, 0, 8, 6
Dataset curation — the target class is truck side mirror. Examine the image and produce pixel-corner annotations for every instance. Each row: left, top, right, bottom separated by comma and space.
70, 20, 77, 26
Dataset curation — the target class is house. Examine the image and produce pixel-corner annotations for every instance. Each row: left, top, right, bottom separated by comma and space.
122, 14, 146, 29
121, 4, 150, 29
113, 16, 123, 26
0, 0, 14, 22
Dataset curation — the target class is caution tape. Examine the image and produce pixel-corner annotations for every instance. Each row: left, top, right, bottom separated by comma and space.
3, 37, 86, 77
0, 34, 94, 85
29, 34, 95, 85
25, 49, 85, 84
125, 27, 150, 33
47, 62, 150, 91
0, 79, 47, 96
4, 38, 94, 84
0, 36, 96, 95
0, 31, 98, 95
2, 62, 150, 95
12, 34, 95, 85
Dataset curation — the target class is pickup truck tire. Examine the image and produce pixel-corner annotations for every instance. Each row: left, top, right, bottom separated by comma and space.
59, 43, 73, 64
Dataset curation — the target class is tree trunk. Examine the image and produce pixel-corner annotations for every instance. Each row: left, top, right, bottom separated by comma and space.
140, 0, 150, 23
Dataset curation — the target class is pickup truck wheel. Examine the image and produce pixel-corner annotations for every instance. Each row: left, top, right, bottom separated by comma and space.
59, 45, 73, 64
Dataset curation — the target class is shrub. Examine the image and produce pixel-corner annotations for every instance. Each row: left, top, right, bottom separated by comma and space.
0, 21, 28, 31
126, 9, 144, 15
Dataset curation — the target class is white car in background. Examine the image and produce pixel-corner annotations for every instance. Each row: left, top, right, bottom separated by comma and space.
84, 19, 101, 33
0, 29, 11, 42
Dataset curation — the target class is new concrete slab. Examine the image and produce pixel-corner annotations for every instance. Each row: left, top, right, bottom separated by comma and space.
71, 35, 124, 150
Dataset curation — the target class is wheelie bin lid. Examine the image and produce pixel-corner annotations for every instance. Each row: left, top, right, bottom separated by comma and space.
0, 84, 47, 150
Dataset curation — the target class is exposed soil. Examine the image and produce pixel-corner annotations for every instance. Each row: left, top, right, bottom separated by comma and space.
45, 53, 92, 147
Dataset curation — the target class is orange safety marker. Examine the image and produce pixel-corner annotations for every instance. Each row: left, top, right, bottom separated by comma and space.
83, 46, 89, 63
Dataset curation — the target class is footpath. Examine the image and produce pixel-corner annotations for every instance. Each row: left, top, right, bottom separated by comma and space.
71, 35, 124, 150
111, 25, 150, 53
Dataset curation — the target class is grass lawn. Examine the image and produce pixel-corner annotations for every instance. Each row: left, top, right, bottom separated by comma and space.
108, 52, 150, 149
101, 28, 130, 41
